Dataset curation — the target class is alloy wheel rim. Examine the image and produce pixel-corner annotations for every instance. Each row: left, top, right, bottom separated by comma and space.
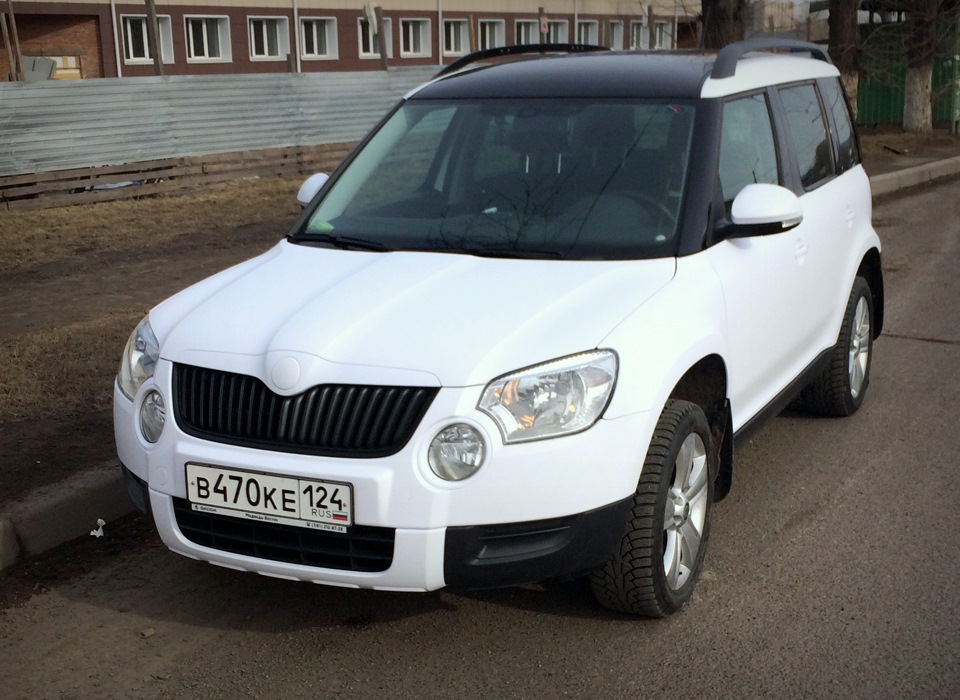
848, 297, 871, 399
663, 432, 708, 591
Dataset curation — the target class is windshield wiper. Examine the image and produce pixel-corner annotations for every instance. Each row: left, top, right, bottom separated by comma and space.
289, 233, 391, 252
462, 247, 565, 260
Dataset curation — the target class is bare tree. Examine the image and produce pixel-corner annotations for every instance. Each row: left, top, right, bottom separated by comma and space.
701, 0, 745, 48
829, 0, 860, 118
902, 0, 960, 132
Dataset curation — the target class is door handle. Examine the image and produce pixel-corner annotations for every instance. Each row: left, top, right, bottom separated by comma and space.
794, 238, 808, 260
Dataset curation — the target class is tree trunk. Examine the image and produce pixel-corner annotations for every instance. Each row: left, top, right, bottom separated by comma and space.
701, 0, 744, 49
903, 60, 934, 131
828, 0, 860, 118
902, 0, 940, 132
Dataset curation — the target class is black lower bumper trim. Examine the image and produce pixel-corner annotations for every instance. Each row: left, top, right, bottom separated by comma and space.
443, 497, 633, 590
120, 462, 152, 517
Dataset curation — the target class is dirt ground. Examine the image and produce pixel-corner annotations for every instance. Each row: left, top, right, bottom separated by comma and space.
0, 178, 302, 507
1, 130, 958, 509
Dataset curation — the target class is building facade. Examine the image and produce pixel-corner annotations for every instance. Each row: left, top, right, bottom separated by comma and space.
1, 1, 700, 80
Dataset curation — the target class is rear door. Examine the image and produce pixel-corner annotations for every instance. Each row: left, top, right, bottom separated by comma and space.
774, 80, 859, 353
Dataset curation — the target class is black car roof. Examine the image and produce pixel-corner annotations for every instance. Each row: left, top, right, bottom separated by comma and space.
412, 51, 716, 101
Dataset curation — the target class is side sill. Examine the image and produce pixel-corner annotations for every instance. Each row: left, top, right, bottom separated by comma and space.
733, 346, 833, 445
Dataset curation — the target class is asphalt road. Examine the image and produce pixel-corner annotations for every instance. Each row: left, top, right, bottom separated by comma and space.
1, 179, 958, 700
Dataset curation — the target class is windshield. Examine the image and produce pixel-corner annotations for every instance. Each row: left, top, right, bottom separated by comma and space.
297, 98, 695, 260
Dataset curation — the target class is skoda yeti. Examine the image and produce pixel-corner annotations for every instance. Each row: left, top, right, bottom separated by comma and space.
115, 39, 883, 616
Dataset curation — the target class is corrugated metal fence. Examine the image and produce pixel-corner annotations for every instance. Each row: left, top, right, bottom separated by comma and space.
0, 67, 437, 178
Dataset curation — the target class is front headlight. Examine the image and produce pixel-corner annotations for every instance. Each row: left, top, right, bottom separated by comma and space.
118, 316, 160, 400
478, 350, 618, 444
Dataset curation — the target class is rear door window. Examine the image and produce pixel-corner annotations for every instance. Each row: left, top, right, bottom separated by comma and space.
779, 83, 836, 189
819, 78, 859, 173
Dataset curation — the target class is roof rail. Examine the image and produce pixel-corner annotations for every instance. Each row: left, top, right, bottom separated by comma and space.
711, 38, 832, 80
435, 43, 609, 78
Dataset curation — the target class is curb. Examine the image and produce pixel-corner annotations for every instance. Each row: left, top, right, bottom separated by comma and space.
1, 155, 959, 574
0, 460, 134, 571
868, 154, 960, 196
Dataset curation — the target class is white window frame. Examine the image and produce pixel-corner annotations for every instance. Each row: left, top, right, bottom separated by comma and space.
608, 20, 624, 50
443, 19, 469, 56
576, 19, 598, 45
629, 19, 647, 50
185, 16, 231, 62
546, 20, 568, 44
400, 18, 431, 58
358, 17, 393, 59
653, 21, 672, 50
477, 19, 505, 51
300, 17, 338, 60
121, 14, 174, 65
248, 16, 290, 62
515, 19, 538, 46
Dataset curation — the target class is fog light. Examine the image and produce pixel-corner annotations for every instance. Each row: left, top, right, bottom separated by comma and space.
139, 390, 165, 443
428, 424, 485, 481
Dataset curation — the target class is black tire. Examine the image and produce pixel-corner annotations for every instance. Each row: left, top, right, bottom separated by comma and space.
590, 400, 715, 617
797, 276, 874, 417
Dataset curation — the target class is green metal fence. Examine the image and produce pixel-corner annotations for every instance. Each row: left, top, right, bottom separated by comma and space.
856, 22, 959, 126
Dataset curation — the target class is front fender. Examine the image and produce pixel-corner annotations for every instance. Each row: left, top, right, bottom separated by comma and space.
601, 253, 728, 420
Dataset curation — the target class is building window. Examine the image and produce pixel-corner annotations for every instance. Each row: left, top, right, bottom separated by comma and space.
248, 17, 290, 60
547, 20, 568, 43
186, 16, 231, 61
576, 20, 598, 45
301, 17, 337, 59
630, 20, 647, 50
400, 19, 430, 57
515, 20, 538, 45
608, 20, 624, 50
653, 21, 672, 49
122, 15, 173, 64
443, 19, 469, 55
358, 18, 393, 58
478, 19, 504, 50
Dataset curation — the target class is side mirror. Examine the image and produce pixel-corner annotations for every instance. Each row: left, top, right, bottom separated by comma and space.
297, 173, 329, 208
726, 183, 803, 238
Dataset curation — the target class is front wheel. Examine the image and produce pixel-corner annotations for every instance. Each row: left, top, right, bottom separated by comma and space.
590, 400, 715, 617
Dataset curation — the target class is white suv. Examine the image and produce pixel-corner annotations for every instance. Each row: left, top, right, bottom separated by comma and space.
115, 39, 883, 617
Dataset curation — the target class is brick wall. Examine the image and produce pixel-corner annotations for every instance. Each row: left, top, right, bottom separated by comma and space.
1, 13, 103, 79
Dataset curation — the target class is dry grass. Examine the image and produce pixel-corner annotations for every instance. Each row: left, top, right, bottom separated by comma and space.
0, 175, 302, 423
0, 176, 302, 273
0, 312, 141, 422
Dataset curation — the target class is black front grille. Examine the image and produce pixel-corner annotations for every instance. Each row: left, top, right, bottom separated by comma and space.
173, 498, 395, 572
172, 363, 438, 457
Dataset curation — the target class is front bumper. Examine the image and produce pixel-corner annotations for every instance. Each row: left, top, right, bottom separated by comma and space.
123, 464, 632, 590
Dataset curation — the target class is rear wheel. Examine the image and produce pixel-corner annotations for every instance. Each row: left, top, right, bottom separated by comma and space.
798, 276, 874, 417
590, 400, 714, 617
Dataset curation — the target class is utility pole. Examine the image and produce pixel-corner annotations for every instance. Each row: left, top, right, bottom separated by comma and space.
4, 0, 24, 81
144, 0, 164, 76
374, 4, 388, 70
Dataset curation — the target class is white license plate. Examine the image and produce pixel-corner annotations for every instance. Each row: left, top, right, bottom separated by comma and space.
186, 463, 353, 532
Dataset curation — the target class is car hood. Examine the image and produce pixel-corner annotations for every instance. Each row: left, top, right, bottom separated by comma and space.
152, 241, 675, 390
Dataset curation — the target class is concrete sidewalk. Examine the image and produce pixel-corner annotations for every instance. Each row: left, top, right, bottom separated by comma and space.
3, 155, 960, 573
